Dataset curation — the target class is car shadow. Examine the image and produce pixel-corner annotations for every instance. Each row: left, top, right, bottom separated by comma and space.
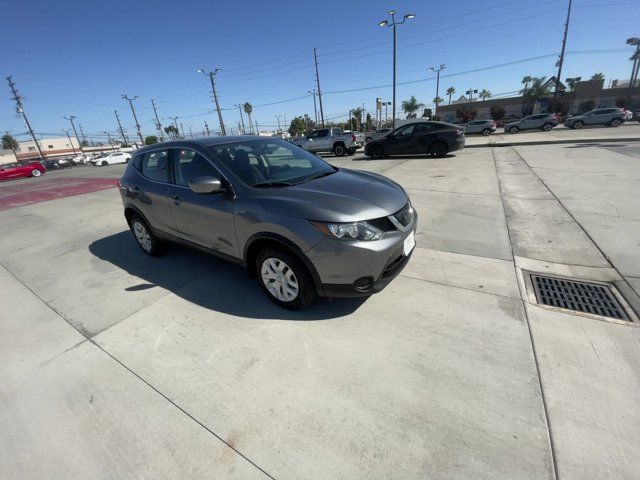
350, 153, 456, 161
89, 231, 365, 321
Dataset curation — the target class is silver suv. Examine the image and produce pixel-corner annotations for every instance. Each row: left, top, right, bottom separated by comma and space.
118, 137, 417, 309
504, 113, 559, 134
564, 108, 626, 129
464, 119, 497, 136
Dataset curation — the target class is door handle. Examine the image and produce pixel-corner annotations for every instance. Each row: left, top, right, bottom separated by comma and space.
169, 194, 181, 204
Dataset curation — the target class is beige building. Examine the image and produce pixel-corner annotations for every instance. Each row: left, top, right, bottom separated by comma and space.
0, 137, 82, 165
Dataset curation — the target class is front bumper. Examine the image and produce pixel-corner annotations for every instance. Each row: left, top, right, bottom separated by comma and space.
306, 212, 418, 298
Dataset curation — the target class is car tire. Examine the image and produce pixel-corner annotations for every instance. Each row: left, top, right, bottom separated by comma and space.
542, 123, 553, 131
428, 141, 448, 157
129, 214, 162, 256
573, 121, 584, 129
508, 126, 519, 134
611, 118, 622, 127
101, 160, 109, 166
333, 144, 346, 157
367, 144, 384, 159
481, 128, 491, 136
31, 169, 42, 177
257, 249, 316, 310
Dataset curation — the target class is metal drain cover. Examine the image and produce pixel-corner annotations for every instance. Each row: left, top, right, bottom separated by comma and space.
530, 274, 629, 321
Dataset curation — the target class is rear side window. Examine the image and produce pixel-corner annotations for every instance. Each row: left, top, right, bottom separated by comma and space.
316, 129, 329, 138
132, 154, 143, 171
141, 150, 169, 182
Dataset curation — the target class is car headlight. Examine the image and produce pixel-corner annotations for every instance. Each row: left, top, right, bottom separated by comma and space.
311, 221, 384, 241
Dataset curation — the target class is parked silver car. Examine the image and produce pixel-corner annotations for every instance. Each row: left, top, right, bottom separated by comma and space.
294, 127, 363, 156
464, 119, 497, 136
504, 113, 559, 134
564, 108, 626, 129
119, 137, 417, 309
365, 128, 392, 142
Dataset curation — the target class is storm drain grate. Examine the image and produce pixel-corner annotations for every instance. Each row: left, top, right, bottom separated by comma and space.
530, 274, 629, 321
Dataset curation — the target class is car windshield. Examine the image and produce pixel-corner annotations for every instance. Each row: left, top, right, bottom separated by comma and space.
207, 138, 336, 188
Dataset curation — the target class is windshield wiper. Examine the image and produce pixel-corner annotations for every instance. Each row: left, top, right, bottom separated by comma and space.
303, 169, 338, 182
251, 180, 294, 188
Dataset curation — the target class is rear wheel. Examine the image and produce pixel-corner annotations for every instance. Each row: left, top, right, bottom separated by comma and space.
130, 214, 162, 256
367, 144, 384, 159
31, 169, 42, 177
481, 128, 491, 136
508, 126, 519, 134
428, 141, 448, 157
542, 123, 553, 131
611, 118, 622, 127
101, 160, 109, 166
257, 249, 316, 310
333, 143, 346, 157
572, 121, 584, 129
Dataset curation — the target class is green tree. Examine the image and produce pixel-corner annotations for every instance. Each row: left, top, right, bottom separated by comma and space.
446, 87, 456, 105
243, 103, 254, 133
144, 135, 158, 145
479, 89, 491, 101
590, 73, 605, 81
164, 125, 179, 140
547, 99, 569, 115
288, 116, 306, 136
520, 77, 550, 115
365, 112, 373, 131
433, 97, 444, 107
2, 133, 19, 161
80, 140, 89, 147
351, 107, 363, 130
520, 75, 533, 95
489, 107, 506, 121
565, 76, 582, 91
401, 96, 424, 118
302, 114, 315, 133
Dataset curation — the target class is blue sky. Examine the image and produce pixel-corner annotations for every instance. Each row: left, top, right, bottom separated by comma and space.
2, 0, 639, 141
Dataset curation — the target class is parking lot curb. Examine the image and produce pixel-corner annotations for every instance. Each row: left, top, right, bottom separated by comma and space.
466, 136, 640, 148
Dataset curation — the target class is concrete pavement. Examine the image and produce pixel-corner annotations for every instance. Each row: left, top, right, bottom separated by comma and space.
1, 142, 639, 479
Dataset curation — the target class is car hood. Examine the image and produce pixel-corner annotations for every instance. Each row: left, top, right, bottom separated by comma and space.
258, 168, 408, 222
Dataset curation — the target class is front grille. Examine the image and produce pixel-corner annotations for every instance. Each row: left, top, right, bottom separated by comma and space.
391, 203, 413, 228
530, 274, 629, 321
368, 216, 396, 232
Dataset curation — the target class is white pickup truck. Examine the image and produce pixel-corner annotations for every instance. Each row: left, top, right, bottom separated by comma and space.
293, 128, 363, 156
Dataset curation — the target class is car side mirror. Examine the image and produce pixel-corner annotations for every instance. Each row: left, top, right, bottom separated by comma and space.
189, 176, 224, 194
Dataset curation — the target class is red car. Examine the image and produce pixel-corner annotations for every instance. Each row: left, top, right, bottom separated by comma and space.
0, 161, 46, 181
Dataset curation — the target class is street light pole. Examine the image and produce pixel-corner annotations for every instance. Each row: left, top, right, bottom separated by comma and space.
114, 110, 128, 145
379, 11, 415, 129
466, 89, 478, 110
197, 68, 226, 136
122, 95, 144, 145
62, 129, 78, 155
103, 131, 115, 151
430, 64, 446, 118
554, 0, 573, 97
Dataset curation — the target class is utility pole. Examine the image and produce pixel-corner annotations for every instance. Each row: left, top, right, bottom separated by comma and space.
236, 104, 246, 133
308, 90, 318, 124
180, 123, 185, 139
378, 11, 416, 129
255, 119, 259, 134
122, 94, 144, 144
114, 110, 128, 145
103, 131, 116, 151
204, 121, 210, 136
430, 64, 446, 118
188, 125, 194, 138
62, 129, 78, 155
63, 115, 83, 153
554, 0, 573, 97
78, 123, 87, 144
313, 48, 325, 127
283, 115, 287, 131
151, 99, 164, 141
6, 76, 44, 160
197, 68, 226, 136
275, 115, 282, 132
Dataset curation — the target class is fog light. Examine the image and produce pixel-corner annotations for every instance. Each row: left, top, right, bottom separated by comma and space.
353, 276, 374, 292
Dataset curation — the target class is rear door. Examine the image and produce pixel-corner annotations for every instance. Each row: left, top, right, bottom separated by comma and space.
585, 110, 604, 125
167, 147, 239, 258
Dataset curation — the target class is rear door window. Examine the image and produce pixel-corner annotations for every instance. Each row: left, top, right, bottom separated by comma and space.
141, 150, 169, 183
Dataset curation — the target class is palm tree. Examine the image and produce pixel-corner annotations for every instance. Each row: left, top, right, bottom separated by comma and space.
521, 77, 550, 115
2, 133, 19, 161
591, 73, 605, 81
446, 87, 456, 105
243, 103, 254, 133
479, 89, 491, 101
351, 107, 363, 130
433, 97, 444, 107
565, 77, 582, 91
401, 96, 424, 118
520, 75, 533, 96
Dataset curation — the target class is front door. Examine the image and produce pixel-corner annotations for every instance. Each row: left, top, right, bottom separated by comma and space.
167, 148, 239, 258
385, 124, 422, 155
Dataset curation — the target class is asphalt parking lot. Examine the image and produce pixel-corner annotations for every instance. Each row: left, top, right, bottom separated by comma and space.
1, 141, 639, 479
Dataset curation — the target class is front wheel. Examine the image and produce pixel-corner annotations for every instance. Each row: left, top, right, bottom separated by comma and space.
572, 121, 584, 129
508, 126, 519, 134
101, 160, 108, 166
428, 141, 448, 157
130, 214, 162, 256
257, 249, 316, 310
333, 144, 346, 157
31, 169, 42, 177
367, 144, 384, 159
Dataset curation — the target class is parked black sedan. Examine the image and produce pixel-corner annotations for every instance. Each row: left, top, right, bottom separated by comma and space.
364, 121, 465, 159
